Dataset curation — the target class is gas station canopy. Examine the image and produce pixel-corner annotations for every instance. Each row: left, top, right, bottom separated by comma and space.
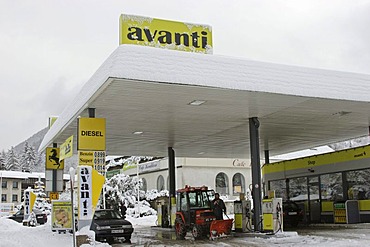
39, 45, 370, 159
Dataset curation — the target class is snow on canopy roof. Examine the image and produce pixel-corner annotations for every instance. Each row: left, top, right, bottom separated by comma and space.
39, 44, 370, 152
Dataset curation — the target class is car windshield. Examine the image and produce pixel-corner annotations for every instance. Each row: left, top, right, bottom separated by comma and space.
94, 210, 121, 220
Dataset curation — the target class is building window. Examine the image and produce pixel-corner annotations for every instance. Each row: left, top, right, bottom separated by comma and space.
141, 178, 147, 192
12, 194, 18, 202
2, 181, 7, 189
157, 175, 165, 191
232, 173, 245, 195
346, 169, 370, 200
215, 172, 229, 195
1, 194, 6, 202
13, 181, 19, 189
289, 177, 307, 200
321, 173, 343, 201
269, 179, 287, 200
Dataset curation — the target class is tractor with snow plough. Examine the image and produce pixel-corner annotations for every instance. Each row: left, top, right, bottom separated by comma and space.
174, 185, 233, 240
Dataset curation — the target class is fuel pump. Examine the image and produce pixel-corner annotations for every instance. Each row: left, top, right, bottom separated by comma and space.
262, 198, 283, 233
234, 199, 252, 232
156, 197, 169, 228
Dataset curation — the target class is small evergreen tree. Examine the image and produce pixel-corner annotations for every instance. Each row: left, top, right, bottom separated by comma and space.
19, 142, 36, 172
0, 150, 6, 170
33, 177, 50, 212
5, 147, 19, 171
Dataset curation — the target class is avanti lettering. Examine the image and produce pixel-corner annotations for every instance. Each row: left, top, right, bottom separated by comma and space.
80, 167, 90, 217
127, 27, 209, 49
24, 191, 30, 215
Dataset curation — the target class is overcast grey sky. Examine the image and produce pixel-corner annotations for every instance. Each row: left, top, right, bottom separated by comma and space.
1, 0, 370, 151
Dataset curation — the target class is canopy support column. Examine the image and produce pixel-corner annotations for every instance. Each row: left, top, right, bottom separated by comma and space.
249, 117, 262, 232
88, 108, 95, 118
264, 150, 270, 164
168, 147, 176, 227
52, 143, 57, 192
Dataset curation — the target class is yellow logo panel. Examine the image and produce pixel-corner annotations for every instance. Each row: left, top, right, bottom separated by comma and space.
119, 14, 213, 54
78, 118, 106, 151
46, 147, 64, 170
60, 135, 73, 161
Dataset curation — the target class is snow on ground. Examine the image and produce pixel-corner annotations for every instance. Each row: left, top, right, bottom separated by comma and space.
0, 214, 156, 247
1, 214, 370, 247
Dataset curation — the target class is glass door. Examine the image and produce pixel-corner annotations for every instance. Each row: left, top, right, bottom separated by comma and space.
308, 176, 321, 223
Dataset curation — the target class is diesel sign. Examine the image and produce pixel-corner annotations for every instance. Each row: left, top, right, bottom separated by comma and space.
78, 118, 106, 151
81, 130, 104, 137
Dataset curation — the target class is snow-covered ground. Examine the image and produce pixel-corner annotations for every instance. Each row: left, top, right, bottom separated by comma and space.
1, 214, 370, 247
0, 214, 156, 247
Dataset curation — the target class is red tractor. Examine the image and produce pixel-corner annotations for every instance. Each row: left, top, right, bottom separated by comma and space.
174, 185, 233, 240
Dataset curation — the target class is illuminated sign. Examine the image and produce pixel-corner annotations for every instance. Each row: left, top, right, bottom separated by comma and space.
78, 118, 106, 151
119, 14, 213, 54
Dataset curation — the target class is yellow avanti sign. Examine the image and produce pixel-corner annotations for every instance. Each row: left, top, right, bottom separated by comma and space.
78, 118, 106, 151
262, 145, 370, 175
119, 14, 213, 54
77, 166, 105, 220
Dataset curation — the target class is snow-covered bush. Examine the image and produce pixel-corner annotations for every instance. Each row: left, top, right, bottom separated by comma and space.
145, 189, 169, 201
103, 174, 164, 217
104, 174, 143, 210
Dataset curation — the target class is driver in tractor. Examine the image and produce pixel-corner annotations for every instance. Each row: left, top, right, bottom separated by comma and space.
211, 193, 226, 220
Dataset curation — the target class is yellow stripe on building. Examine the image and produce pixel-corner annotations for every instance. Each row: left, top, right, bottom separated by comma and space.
263, 145, 370, 175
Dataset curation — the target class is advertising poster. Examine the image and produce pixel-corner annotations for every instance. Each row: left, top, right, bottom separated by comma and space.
51, 201, 73, 230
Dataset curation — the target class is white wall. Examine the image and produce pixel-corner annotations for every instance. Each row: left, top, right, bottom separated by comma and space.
129, 157, 252, 200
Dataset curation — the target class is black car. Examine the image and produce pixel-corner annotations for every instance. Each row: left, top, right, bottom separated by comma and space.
283, 200, 303, 227
8, 209, 48, 225
90, 209, 133, 243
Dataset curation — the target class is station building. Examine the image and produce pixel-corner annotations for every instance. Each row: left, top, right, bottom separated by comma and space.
39, 14, 370, 227
263, 144, 370, 223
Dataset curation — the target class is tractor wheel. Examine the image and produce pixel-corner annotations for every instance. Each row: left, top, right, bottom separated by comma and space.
175, 218, 186, 240
191, 225, 204, 240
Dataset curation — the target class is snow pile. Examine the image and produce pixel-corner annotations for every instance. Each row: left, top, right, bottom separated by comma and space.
126, 200, 156, 218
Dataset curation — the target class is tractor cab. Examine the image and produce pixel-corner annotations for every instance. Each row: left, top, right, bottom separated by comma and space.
175, 185, 232, 240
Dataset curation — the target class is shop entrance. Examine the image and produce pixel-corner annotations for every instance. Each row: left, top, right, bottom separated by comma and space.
307, 176, 321, 223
